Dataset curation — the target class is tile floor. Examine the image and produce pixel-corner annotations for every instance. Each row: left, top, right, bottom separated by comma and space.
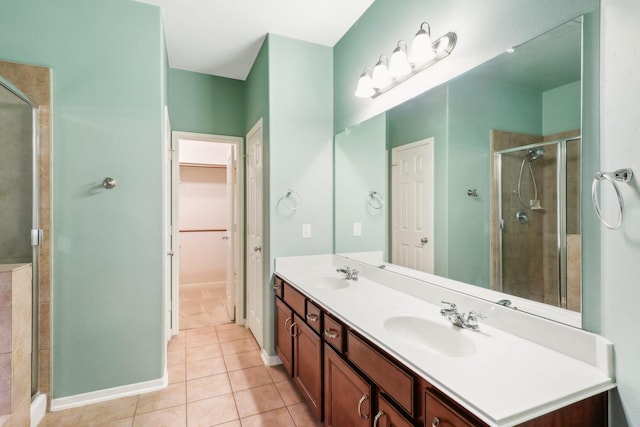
38, 284, 322, 427
179, 283, 231, 330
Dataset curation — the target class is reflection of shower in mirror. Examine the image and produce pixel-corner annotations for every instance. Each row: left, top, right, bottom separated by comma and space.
517, 148, 545, 211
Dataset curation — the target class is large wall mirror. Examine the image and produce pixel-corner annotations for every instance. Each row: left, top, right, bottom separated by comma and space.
334, 16, 593, 326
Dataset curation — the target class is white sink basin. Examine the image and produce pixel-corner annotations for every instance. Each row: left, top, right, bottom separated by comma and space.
316, 276, 351, 289
383, 315, 477, 357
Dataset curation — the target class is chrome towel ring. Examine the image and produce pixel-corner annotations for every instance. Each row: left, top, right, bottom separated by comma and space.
368, 191, 384, 209
591, 168, 633, 230
282, 188, 302, 211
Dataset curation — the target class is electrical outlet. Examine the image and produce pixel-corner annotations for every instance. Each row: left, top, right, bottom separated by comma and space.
302, 223, 311, 238
353, 222, 362, 236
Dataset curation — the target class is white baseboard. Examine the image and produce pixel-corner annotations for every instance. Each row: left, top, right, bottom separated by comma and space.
30, 393, 47, 427
261, 349, 282, 366
50, 374, 168, 412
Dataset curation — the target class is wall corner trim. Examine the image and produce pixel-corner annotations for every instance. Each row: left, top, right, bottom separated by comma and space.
260, 349, 281, 367
50, 374, 168, 412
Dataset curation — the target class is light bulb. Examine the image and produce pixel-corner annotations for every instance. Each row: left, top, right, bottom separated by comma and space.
408, 22, 435, 65
389, 42, 412, 79
354, 71, 375, 98
371, 57, 392, 89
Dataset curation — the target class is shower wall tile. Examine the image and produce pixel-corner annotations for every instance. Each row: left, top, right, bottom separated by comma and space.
39, 302, 50, 351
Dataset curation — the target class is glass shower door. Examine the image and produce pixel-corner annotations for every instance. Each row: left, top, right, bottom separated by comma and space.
0, 78, 40, 396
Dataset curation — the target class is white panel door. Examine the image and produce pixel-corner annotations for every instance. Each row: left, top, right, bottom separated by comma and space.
391, 138, 434, 273
246, 120, 264, 347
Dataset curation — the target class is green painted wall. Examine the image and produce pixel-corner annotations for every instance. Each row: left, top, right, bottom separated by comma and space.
0, 0, 166, 398
334, 113, 386, 255
542, 81, 581, 136
168, 68, 246, 136
265, 34, 334, 354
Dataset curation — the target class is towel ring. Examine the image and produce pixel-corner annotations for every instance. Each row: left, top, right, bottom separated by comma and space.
282, 188, 302, 211
591, 168, 633, 230
368, 191, 384, 210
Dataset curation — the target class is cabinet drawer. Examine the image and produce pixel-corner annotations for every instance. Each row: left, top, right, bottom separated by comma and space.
375, 394, 413, 427
283, 282, 306, 316
323, 314, 344, 353
273, 276, 285, 298
305, 300, 322, 334
347, 331, 415, 416
425, 389, 478, 427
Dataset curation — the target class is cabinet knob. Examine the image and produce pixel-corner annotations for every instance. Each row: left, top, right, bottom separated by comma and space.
357, 394, 369, 420
432, 416, 440, 427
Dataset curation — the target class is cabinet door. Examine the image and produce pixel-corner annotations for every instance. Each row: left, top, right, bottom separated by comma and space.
293, 313, 322, 420
275, 297, 294, 376
425, 390, 478, 427
325, 344, 372, 427
373, 394, 414, 427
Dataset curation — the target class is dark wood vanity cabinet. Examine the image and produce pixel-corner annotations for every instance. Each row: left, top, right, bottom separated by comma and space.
274, 275, 609, 427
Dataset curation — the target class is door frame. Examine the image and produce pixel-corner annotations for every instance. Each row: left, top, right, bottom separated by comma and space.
167, 131, 245, 336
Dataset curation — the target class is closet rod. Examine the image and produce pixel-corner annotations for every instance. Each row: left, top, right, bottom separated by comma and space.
180, 162, 226, 169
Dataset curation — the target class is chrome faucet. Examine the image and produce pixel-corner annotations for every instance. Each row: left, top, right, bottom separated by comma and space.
336, 266, 359, 281
440, 301, 486, 331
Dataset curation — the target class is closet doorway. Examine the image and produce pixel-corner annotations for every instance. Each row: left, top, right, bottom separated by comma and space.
170, 132, 244, 332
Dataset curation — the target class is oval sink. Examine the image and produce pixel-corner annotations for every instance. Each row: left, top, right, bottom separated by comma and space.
383, 315, 476, 357
316, 276, 350, 290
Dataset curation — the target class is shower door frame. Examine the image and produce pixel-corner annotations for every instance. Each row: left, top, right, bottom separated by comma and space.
0, 78, 41, 396
495, 136, 580, 309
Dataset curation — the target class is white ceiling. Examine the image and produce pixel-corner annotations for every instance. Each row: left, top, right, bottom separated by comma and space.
135, 0, 374, 81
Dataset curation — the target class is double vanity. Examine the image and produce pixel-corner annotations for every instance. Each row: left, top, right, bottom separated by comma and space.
273, 255, 615, 426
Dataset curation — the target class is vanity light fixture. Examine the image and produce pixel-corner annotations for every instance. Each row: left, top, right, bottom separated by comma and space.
354, 21, 457, 98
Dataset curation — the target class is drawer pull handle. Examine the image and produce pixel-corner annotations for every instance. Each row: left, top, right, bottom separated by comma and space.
357, 394, 369, 420
273, 283, 281, 290
324, 328, 339, 339
373, 410, 385, 427
289, 322, 298, 337
306, 313, 319, 322
432, 416, 440, 427
284, 317, 292, 331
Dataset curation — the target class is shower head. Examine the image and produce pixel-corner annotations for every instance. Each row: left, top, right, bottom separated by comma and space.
526, 147, 544, 162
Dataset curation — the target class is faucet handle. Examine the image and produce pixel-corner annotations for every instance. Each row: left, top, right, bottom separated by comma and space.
441, 300, 457, 309
464, 310, 487, 331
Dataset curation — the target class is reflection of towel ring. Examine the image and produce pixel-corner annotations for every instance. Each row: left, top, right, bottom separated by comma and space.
591, 168, 633, 230
368, 191, 384, 209
282, 188, 302, 211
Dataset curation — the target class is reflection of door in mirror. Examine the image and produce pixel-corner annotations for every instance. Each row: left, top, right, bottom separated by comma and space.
391, 138, 434, 273
491, 130, 581, 312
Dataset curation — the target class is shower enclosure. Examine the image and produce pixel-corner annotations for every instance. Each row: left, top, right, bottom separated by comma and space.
0, 77, 40, 395
493, 136, 581, 311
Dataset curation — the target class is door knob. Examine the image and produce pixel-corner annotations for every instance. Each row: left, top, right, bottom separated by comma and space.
421, 237, 429, 244
254, 246, 262, 253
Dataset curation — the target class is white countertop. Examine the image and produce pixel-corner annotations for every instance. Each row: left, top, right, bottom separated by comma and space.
275, 255, 615, 427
